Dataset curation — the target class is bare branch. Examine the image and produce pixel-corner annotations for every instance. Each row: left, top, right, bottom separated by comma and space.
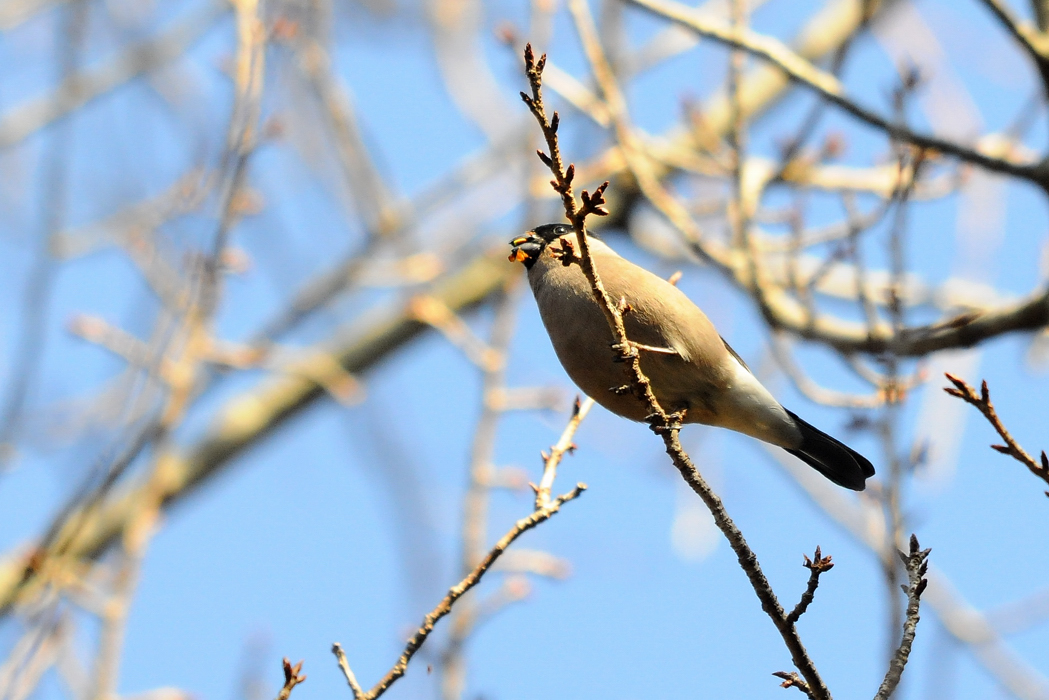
665, 434, 830, 699
330, 483, 586, 700
874, 534, 930, 700
786, 547, 834, 625
975, 0, 1049, 89
274, 659, 305, 700
408, 295, 502, 372
773, 671, 813, 698
535, 397, 594, 508
442, 277, 524, 700
624, 0, 1049, 189
0, 2, 226, 149
943, 373, 1049, 493
0, 249, 516, 615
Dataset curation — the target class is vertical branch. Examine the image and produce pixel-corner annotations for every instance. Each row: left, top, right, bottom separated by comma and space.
441, 277, 523, 700
535, 397, 594, 509
873, 535, 930, 700
161, 0, 267, 428
879, 99, 924, 652
0, 0, 87, 468
728, 0, 748, 249
521, 45, 831, 700
1036, 0, 1049, 32
727, 0, 772, 327
89, 504, 159, 700
785, 547, 834, 625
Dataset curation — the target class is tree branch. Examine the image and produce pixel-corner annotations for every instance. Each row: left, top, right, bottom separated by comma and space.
975, 0, 1049, 92
624, 0, 1049, 189
275, 659, 306, 700
943, 373, 1049, 494
786, 547, 834, 625
331, 483, 586, 700
874, 534, 930, 700
0, 249, 516, 615
535, 397, 594, 509
0, 1, 226, 149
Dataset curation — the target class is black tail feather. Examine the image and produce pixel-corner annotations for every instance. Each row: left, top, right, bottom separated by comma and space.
783, 410, 875, 491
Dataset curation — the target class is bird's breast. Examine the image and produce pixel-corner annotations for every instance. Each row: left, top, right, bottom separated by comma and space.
529, 258, 728, 424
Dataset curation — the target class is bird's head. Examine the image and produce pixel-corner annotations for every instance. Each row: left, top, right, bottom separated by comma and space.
508, 223, 573, 268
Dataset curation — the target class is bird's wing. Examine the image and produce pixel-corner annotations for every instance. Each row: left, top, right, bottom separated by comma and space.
720, 336, 751, 374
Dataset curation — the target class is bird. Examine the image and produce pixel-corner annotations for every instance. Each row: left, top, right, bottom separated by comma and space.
509, 223, 875, 491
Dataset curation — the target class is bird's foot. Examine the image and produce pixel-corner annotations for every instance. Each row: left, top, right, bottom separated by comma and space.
610, 342, 638, 362
647, 408, 685, 434
550, 238, 579, 267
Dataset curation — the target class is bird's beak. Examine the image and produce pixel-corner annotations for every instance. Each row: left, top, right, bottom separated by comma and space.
508, 232, 543, 265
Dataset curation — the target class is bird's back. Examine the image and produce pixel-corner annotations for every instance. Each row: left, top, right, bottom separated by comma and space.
528, 235, 793, 442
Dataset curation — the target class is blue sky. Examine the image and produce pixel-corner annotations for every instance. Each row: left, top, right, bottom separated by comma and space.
1, 0, 1049, 699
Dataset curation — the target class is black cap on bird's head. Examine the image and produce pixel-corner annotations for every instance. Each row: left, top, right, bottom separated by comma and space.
508, 223, 574, 268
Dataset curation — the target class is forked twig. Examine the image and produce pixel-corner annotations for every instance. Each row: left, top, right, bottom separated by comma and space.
275, 658, 306, 700
331, 484, 584, 700
943, 373, 1049, 495
330, 394, 590, 700
786, 547, 834, 625
535, 396, 594, 509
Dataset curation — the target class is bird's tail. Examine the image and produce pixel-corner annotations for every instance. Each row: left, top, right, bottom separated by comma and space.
783, 410, 875, 491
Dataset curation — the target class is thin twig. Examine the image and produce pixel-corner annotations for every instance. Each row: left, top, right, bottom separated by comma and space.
535, 397, 594, 509
274, 659, 305, 700
975, 0, 1049, 90
330, 483, 585, 700
943, 373, 1049, 494
773, 671, 812, 697
89, 501, 158, 700
0, 2, 226, 149
786, 547, 834, 625
332, 645, 365, 698
873, 534, 930, 700
0, 0, 86, 469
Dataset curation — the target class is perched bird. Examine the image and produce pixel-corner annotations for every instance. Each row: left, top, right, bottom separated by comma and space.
509, 223, 875, 491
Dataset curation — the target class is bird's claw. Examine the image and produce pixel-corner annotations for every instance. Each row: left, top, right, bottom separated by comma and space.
550, 239, 579, 266
647, 409, 685, 434
610, 342, 638, 361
